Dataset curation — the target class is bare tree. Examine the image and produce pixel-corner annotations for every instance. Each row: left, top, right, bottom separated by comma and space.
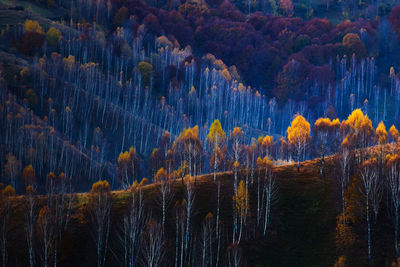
25, 186, 37, 267
338, 143, 351, 220
50, 173, 74, 267
262, 172, 277, 236
201, 213, 214, 267
174, 200, 186, 267
174, 177, 195, 267
229, 127, 243, 192
215, 182, 222, 267
184, 176, 195, 255
88, 181, 112, 267
359, 158, 378, 261
155, 168, 173, 228
121, 185, 147, 267
386, 155, 400, 255
227, 242, 243, 267
141, 219, 165, 267
37, 205, 54, 267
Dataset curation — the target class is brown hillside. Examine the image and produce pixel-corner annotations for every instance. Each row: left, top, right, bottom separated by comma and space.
4, 157, 338, 266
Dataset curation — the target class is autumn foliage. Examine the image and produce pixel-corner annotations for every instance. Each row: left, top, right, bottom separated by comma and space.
287, 114, 311, 171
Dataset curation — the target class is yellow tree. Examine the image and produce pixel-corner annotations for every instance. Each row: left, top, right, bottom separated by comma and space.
258, 135, 274, 158
24, 20, 43, 34
376, 121, 388, 145
118, 147, 139, 189
233, 180, 249, 244
173, 126, 203, 183
287, 114, 311, 172
207, 120, 226, 182
341, 109, 374, 150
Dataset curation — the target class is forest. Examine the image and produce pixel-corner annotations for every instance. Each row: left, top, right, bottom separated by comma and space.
2, 0, 400, 265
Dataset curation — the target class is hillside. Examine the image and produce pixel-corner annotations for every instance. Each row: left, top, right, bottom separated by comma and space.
3, 0, 400, 266
2, 157, 338, 267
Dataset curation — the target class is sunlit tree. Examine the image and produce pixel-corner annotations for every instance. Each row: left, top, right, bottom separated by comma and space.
341, 109, 374, 152
207, 120, 226, 182
287, 114, 311, 172
173, 126, 203, 183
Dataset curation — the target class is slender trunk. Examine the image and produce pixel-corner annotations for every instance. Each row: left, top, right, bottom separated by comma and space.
395, 208, 399, 255
162, 191, 166, 228
216, 182, 220, 267
238, 216, 243, 244
213, 149, 217, 183
257, 169, 261, 226
366, 196, 371, 260
175, 211, 178, 267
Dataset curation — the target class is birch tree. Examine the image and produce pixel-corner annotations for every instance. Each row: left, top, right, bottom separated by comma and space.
386, 154, 400, 255
359, 158, 378, 261
122, 184, 147, 267
287, 114, 311, 172
229, 127, 244, 192
141, 219, 165, 267
233, 180, 249, 244
389, 125, 399, 154
155, 167, 173, 228
37, 205, 54, 267
88, 180, 112, 267
25, 185, 37, 267
201, 212, 214, 267
207, 120, 226, 182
